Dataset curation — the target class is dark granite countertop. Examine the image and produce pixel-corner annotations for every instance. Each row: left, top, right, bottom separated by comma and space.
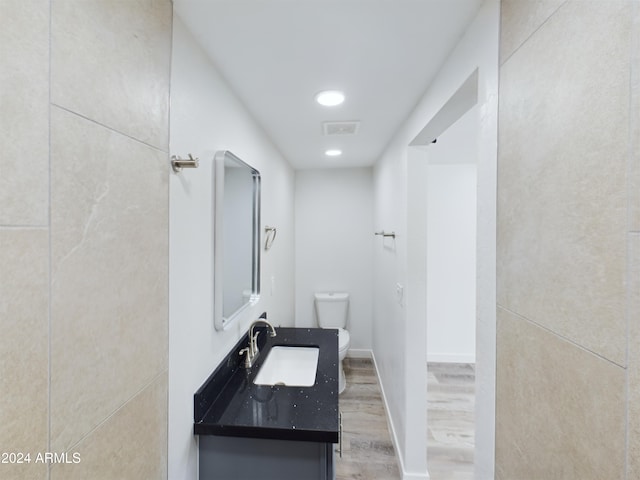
194, 326, 339, 443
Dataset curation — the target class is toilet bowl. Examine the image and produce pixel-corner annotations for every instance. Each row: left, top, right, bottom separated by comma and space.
314, 292, 350, 393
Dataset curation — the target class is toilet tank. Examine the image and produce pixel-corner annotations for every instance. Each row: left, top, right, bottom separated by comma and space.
314, 292, 349, 329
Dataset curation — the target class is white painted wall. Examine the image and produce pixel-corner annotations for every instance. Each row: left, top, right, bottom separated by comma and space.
427, 164, 476, 363
371, 1, 498, 478
403, 149, 430, 475
426, 106, 478, 363
169, 16, 296, 480
294, 168, 373, 352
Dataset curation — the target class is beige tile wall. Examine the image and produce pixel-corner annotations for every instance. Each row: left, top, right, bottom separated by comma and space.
628, 3, 640, 476
50, 375, 168, 480
630, 0, 640, 235
0, 230, 49, 480
499, 0, 565, 64
49, 107, 169, 453
0, 0, 49, 226
629, 233, 640, 478
497, 0, 638, 477
51, 0, 171, 149
498, 0, 630, 367
0, 1, 171, 479
496, 309, 626, 479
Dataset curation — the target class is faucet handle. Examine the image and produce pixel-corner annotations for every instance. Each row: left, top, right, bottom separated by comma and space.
239, 347, 252, 368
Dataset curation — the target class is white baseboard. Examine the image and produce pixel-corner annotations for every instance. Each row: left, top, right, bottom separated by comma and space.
427, 353, 475, 364
370, 352, 430, 480
403, 473, 431, 480
346, 348, 372, 359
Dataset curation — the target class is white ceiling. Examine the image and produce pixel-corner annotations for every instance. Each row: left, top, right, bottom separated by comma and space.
174, 0, 483, 170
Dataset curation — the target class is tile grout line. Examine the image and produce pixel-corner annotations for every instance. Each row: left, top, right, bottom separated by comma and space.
0, 225, 48, 230
629, 0, 640, 452
50, 102, 170, 155
497, 304, 627, 370
57, 369, 168, 457
47, 0, 53, 478
499, 0, 568, 67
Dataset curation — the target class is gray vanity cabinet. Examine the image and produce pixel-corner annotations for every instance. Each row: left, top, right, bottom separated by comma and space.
199, 435, 335, 480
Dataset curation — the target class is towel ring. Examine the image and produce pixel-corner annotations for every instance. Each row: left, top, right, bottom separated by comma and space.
265, 226, 277, 250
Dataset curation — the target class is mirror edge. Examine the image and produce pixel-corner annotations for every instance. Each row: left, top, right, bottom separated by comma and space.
213, 150, 261, 331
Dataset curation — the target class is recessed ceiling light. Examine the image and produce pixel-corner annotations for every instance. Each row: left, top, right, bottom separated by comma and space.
325, 149, 342, 157
315, 90, 345, 107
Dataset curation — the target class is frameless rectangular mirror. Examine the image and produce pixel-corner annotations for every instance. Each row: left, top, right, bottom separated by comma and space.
213, 150, 261, 330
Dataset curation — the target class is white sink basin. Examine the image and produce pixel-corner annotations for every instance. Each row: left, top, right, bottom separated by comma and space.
253, 346, 319, 387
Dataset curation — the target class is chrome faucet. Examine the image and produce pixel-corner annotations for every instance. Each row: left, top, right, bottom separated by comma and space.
239, 319, 277, 368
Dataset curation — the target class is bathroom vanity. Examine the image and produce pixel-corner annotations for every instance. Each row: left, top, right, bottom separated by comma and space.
194, 326, 340, 480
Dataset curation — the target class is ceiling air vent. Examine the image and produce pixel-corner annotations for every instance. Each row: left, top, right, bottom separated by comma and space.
323, 121, 360, 136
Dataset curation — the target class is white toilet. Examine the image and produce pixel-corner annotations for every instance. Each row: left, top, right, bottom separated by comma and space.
314, 292, 351, 393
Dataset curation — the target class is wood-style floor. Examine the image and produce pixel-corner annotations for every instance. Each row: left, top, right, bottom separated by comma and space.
335, 358, 475, 480
427, 362, 475, 480
336, 358, 401, 479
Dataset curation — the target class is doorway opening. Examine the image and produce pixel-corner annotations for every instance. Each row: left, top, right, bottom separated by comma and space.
406, 68, 495, 479
425, 104, 478, 479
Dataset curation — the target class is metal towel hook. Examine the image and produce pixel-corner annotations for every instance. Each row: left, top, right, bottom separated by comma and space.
171, 154, 199, 173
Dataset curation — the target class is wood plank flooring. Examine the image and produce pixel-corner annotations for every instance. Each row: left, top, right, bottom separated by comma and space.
336, 358, 401, 480
427, 362, 475, 480
336, 358, 476, 480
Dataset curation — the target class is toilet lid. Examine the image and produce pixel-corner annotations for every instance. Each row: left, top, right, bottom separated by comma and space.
338, 328, 350, 351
